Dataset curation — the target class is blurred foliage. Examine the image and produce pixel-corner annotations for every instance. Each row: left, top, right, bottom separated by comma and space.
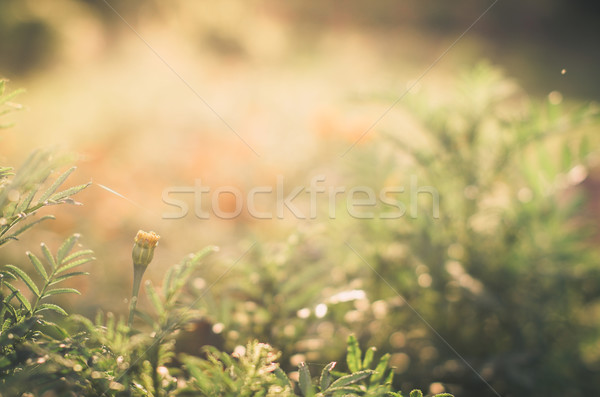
178, 63, 600, 396
341, 63, 600, 395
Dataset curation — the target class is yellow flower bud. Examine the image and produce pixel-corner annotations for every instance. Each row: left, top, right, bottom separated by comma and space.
132, 230, 160, 268
129, 230, 160, 327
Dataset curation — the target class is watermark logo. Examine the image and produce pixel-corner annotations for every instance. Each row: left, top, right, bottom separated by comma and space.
162, 175, 439, 220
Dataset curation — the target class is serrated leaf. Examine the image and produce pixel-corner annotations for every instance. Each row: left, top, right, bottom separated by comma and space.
41, 243, 57, 269
370, 353, 390, 384
56, 255, 94, 274
27, 251, 48, 281
50, 182, 90, 202
57, 234, 80, 264
320, 361, 336, 391
329, 369, 373, 389
62, 249, 94, 264
49, 271, 89, 285
5, 264, 39, 297
37, 167, 77, 204
43, 288, 80, 298
16, 188, 38, 213
274, 366, 293, 389
363, 347, 376, 369
298, 362, 314, 397
433, 394, 453, 397
35, 303, 68, 316
409, 390, 423, 397
8, 215, 55, 241
4, 282, 32, 312
346, 334, 362, 372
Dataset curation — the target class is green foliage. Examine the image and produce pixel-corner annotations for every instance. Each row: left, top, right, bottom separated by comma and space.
1, 233, 93, 319
179, 341, 293, 396
0, 234, 94, 392
0, 151, 90, 246
177, 336, 439, 397
339, 62, 600, 396
196, 232, 340, 363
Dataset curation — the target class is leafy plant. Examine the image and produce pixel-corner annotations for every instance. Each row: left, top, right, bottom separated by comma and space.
337, 62, 600, 396
178, 335, 445, 397
0, 153, 90, 246
0, 234, 94, 390
1, 233, 94, 328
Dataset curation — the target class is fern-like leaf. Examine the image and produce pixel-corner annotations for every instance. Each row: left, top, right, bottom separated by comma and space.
27, 251, 48, 281
35, 303, 68, 316
4, 264, 39, 297
41, 243, 57, 269
57, 233, 81, 264
36, 166, 77, 204
43, 288, 81, 297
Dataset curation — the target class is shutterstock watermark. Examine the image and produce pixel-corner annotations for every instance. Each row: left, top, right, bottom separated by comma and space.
162, 175, 439, 220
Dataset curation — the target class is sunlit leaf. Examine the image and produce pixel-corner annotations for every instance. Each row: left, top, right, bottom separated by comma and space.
43, 288, 80, 298
4, 282, 32, 312
35, 303, 67, 316
5, 264, 39, 297
50, 182, 91, 202
346, 334, 362, 372
56, 255, 95, 274
41, 243, 57, 269
298, 362, 314, 397
61, 249, 94, 264
36, 166, 77, 204
319, 361, 336, 391
369, 353, 390, 384
57, 234, 81, 264
27, 251, 48, 281
363, 347, 376, 369
49, 271, 89, 285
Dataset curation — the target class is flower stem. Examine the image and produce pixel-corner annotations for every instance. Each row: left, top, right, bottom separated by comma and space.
128, 265, 145, 327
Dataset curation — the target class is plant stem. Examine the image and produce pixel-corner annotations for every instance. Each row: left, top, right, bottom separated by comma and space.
128, 265, 145, 327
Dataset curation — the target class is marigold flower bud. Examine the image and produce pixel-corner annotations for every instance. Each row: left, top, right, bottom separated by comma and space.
132, 230, 160, 268
129, 230, 160, 327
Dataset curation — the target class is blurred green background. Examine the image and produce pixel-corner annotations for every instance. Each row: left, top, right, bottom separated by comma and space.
1, 1, 600, 396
